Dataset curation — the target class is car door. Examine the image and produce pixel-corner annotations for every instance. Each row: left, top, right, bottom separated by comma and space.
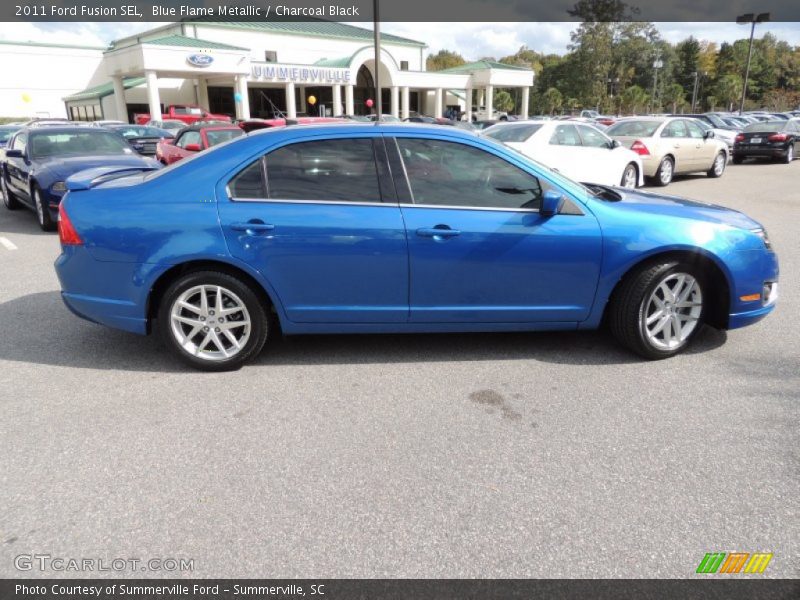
389, 135, 602, 323
5, 132, 31, 200
575, 125, 618, 186
217, 135, 409, 324
684, 119, 716, 169
544, 124, 585, 179
171, 130, 201, 163
660, 120, 693, 172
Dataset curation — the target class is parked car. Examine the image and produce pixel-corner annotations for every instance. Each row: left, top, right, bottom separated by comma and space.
471, 106, 508, 121
90, 120, 125, 127
733, 120, 800, 164
368, 114, 402, 122
156, 125, 244, 165
134, 104, 230, 126
53, 123, 778, 370
605, 117, 729, 186
1, 126, 159, 230
404, 116, 437, 124
144, 119, 187, 135
238, 117, 343, 133
688, 118, 738, 150
483, 120, 643, 188
0, 125, 20, 148
105, 124, 174, 156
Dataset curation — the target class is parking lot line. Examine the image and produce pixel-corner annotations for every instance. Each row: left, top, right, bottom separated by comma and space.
0, 236, 18, 250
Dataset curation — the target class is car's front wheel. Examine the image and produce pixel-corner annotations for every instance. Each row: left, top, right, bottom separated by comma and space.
620, 163, 638, 188
707, 151, 726, 178
157, 271, 269, 371
33, 186, 56, 231
609, 261, 705, 360
1, 175, 21, 210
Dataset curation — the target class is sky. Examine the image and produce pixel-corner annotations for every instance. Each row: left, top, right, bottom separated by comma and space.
1, 21, 799, 58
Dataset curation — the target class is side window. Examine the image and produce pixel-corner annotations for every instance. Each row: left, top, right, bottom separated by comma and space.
685, 121, 704, 139
396, 138, 553, 211
265, 138, 381, 203
577, 125, 610, 148
229, 159, 266, 199
12, 133, 27, 153
661, 121, 688, 138
549, 124, 582, 146
177, 131, 201, 148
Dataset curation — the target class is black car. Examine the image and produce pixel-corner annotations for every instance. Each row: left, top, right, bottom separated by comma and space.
733, 120, 800, 164
105, 124, 174, 156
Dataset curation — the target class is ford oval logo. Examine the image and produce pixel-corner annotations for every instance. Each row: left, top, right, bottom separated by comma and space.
187, 54, 214, 68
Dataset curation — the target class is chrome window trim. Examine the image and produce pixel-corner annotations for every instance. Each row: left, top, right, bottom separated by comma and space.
399, 202, 539, 213
228, 196, 394, 207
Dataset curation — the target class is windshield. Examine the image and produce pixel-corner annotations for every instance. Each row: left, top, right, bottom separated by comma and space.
0, 127, 17, 142
483, 124, 543, 142
744, 122, 786, 132
205, 129, 244, 147
112, 126, 170, 138
29, 131, 132, 158
606, 120, 662, 137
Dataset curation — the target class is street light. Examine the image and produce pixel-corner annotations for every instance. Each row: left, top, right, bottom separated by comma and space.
651, 55, 663, 113
736, 12, 770, 115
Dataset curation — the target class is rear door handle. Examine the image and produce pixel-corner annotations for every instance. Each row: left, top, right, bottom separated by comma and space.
416, 227, 461, 239
230, 221, 275, 234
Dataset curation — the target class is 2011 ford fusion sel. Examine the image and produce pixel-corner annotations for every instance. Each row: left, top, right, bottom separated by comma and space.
54, 124, 778, 371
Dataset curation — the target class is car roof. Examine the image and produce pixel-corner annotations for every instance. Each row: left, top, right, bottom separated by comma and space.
20, 126, 117, 134
177, 124, 242, 134
246, 122, 481, 141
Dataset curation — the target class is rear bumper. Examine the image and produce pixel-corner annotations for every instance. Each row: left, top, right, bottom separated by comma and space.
61, 292, 147, 334
733, 146, 789, 158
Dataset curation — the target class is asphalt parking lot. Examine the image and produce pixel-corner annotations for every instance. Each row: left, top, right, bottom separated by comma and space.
1, 160, 798, 579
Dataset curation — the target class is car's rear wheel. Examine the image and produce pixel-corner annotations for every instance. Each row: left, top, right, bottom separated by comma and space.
33, 186, 56, 231
784, 145, 794, 164
620, 163, 638, 188
707, 151, 726, 177
1, 176, 21, 210
609, 261, 705, 360
157, 271, 269, 371
654, 156, 674, 186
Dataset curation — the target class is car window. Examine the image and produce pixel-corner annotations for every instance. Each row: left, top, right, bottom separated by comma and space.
744, 122, 785, 133
483, 124, 543, 143
229, 159, 266, 199
606, 120, 661, 137
661, 120, 688, 138
12, 133, 27, 152
29, 131, 131, 158
396, 138, 552, 211
577, 125, 611, 148
685, 120, 704, 139
177, 131, 201, 148
205, 129, 243, 147
549, 124, 582, 146
265, 138, 381, 203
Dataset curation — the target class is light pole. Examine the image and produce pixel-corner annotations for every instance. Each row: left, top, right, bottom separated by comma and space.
651, 54, 663, 114
373, 0, 381, 120
736, 12, 770, 115
691, 71, 699, 112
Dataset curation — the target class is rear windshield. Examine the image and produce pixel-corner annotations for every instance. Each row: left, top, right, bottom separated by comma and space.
483, 124, 543, 142
29, 131, 132, 158
112, 126, 170, 138
206, 129, 244, 147
744, 122, 786, 132
0, 127, 17, 142
606, 120, 661, 137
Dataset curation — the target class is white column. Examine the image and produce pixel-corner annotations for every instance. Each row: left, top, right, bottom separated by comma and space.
111, 75, 127, 122
345, 84, 354, 115
332, 83, 342, 117
401, 86, 410, 119
390, 86, 399, 119
434, 88, 443, 118
485, 85, 493, 118
285, 82, 296, 119
521, 86, 530, 119
197, 78, 209, 111
465, 87, 473, 122
235, 75, 250, 120
145, 70, 161, 122
299, 86, 307, 114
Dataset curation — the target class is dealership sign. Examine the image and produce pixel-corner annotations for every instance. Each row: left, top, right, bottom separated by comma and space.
187, 53, 214, 68
251, 65, 352, 83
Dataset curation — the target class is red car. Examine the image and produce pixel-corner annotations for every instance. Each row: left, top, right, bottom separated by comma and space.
238, 117, 343, 132
156, 125, 244, 165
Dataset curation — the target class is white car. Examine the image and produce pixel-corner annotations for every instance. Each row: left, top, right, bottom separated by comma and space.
482, 120, 644, 188
471, 106, 508, 121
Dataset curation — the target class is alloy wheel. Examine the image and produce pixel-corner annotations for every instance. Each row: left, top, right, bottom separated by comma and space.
713, 153, 725, 176
642, 273, 703, 351
34, 189, 44, 226
622, 165, 637, 188
659, 159, 673, 185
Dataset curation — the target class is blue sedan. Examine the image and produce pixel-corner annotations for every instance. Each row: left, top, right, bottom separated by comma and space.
2, 126, 159, 230
54, 124, 779, 370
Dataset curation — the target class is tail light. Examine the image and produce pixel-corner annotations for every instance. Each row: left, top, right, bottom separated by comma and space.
735, 133, 745, 142
630, 140, 650, 156
768, 133, 787, 142
58, 203, 83, 246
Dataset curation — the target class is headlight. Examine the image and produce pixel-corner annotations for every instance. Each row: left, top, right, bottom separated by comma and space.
50, 181, 67, 193
751, 227, 773, 251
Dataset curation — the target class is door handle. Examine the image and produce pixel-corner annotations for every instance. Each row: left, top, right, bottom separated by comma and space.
230, 220, 275, 234
416, 227, 461, 239
673, 144, 681, 148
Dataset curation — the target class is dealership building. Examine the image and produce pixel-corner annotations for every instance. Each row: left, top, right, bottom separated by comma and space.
0, 21, 535, 123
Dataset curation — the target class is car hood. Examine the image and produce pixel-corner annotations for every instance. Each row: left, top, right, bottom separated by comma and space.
37, 154, 154, 179
593, 186, 761, 230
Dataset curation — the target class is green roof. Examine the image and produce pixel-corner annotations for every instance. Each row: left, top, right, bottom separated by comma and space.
187, 20, 425, 47
438, 60, 534, 73
313, 56, 352, 67
63, 77, 146, 102
143, 35, 248, 51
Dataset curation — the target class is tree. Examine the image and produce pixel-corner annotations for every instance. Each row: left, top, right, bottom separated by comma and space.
621, 85, 649, 114
493, 90, 514, 112
715, 74, 743, 111
674, 37, 700, 106
426, 50, 465, 71
663, 83, 688, 113
542, 87, 563, 115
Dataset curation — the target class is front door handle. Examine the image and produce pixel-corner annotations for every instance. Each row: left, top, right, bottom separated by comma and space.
230, 220, 275, 234
416, 227, 461, 239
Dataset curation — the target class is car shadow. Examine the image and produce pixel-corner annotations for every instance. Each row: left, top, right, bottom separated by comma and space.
0, 291, 728, 372
0, 203, 52, 236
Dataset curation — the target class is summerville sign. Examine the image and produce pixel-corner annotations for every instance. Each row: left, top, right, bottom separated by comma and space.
250, 65, 352, 83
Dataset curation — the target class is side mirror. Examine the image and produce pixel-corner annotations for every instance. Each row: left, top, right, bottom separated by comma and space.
704, 130, 715, 139
5, 148, 23, 158
540, 190, 565, 217
184, 143, 201, 152
608, 139, 621, 149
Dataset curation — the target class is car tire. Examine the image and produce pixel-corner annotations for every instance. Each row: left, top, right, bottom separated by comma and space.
157, 270, 269, 371
620, 163, 638, 188
609, 261, 706, 360
33, 186, 56, 231
707, 151, 726, 178
1, 175, 21, 210
654, 156, 674, 187
784, 145, 794, 164
732, 155, 744, 165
